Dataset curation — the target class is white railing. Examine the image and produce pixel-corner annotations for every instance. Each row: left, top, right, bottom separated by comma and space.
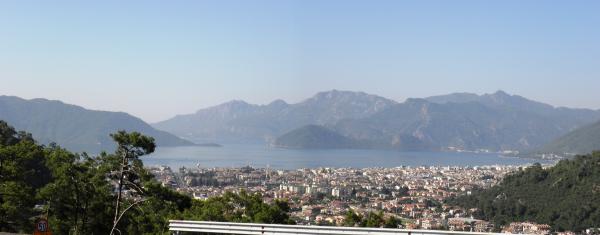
169, 220, 506, 235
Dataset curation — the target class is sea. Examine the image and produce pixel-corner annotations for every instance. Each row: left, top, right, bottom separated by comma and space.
144, 144, 545, 170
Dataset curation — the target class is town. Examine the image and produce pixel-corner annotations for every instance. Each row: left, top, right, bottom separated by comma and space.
148, 164, 560, 234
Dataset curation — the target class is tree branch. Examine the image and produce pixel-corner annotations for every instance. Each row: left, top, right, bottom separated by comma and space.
109, 199, 147, 235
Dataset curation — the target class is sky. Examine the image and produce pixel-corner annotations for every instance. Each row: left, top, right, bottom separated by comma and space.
1, 1, 599, 122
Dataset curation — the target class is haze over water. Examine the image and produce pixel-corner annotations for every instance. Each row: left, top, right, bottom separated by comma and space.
145, 145, 542, 170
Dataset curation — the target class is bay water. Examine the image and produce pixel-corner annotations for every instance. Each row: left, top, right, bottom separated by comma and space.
145, 144, 543, 170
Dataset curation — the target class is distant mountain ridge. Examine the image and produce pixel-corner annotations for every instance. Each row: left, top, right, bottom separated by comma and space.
154, 90, 600, 152
153, 90, 397, 144
426, 90, 600, 128
332, 95, 588, 151
0, 95, 194, 153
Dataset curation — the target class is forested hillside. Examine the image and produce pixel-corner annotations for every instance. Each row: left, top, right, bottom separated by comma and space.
448, 152, 600, 232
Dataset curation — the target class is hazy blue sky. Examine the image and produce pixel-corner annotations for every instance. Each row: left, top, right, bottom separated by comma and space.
1, 1, 599, 122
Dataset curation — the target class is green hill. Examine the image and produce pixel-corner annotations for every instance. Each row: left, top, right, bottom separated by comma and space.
0, 96, 193, 153
535, 120, 600, 156
273, 125, 362, 149
449, 152, 600, 232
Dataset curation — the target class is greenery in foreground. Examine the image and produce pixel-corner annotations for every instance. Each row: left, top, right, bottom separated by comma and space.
448, 152, 600, 232
0, 120, 291, 234
342, 210, 401, 228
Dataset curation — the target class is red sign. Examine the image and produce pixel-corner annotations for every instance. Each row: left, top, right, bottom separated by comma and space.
33, 219, 52, 235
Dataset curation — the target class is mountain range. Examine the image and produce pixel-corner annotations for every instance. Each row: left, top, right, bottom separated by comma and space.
332, 91, 600, 151
154, 90, 600, 153
2, 90, 599, 156
153, 90, 396, 144
0, 95, 194, 153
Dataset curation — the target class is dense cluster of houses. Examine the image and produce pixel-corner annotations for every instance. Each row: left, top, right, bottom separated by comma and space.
148, 164, 570, 234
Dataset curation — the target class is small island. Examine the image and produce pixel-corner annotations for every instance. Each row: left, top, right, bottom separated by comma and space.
195, 142, 223, 147
273, 125, 361, 149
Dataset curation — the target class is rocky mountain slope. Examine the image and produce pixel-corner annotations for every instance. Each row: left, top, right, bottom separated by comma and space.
153, 90, 397, 144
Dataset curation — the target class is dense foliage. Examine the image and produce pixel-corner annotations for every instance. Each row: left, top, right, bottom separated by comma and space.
448, 152, 600, 232
0, 120, 291, 234
183, 190, 294, 224
343, 210, 401, 228
0, 121, 48, 231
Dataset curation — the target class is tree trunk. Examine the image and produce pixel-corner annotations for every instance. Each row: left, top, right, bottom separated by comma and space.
110, 152, 127, 235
